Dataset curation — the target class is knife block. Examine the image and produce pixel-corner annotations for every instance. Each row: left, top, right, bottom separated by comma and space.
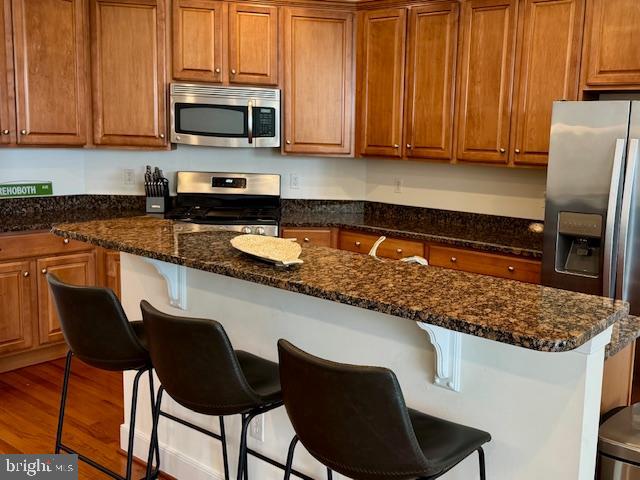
146, 195, 170, 215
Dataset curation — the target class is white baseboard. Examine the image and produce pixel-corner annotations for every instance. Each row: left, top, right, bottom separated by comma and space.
120, 424, 225, 480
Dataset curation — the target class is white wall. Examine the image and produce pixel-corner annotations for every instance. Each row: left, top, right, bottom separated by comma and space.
0, 147, 548, 219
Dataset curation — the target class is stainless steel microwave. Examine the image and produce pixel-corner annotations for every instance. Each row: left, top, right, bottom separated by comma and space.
170, 84, 280, 148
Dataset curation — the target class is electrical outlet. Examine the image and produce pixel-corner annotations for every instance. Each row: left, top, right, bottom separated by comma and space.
123, 169, 136, 186
289, 173, 300, 190
394, 178, 403, 194
249, 415, 264, 442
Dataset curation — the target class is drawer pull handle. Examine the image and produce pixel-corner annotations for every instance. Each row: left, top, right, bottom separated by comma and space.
41, 268, 47, 274
23, 271, 29, 277
450, 257, 457, 263
303, 237, 310, 243
508, 266, 515, 272
396, 248, 403, 254
355, 241, 361, 247
63, 238, 70, 244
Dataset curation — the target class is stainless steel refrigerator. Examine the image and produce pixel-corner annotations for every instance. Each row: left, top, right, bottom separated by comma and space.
542, 101, 640, 315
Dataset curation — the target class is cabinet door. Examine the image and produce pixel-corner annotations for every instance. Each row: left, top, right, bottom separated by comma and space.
283, 8, 354, 155
455, 0, 518, 164
37, 252, 96, 346
173, 0, 223, 83
228, 3, 278, 85
404, 2, 458, 161
12, 0, 88, 145
512, 0, 584, 166
357, 8, 406, 158
0, 0, 14, 145
0, 261, 34, 355
91, 0, 167, 147
582, 0, 640, 88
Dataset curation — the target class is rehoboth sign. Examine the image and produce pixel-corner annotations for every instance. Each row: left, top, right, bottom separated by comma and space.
0, 182, 53, 198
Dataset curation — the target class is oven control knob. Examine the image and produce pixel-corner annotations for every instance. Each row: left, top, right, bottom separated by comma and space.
241, 227, 252, 234
256, 227, 266, 235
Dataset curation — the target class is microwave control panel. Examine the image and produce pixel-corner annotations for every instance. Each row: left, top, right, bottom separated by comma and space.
254, 108, 276, 137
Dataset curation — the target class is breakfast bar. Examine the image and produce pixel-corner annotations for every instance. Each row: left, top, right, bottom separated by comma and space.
53, 216, 628, 480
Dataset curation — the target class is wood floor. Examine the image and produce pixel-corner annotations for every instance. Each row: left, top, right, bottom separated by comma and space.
0, 357, 156, 480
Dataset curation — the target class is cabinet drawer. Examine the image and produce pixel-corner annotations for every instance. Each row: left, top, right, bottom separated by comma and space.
339, 231, 424, 260
429, 245, 541, 284
0, 232, 92, 261
281, 228, 334, 248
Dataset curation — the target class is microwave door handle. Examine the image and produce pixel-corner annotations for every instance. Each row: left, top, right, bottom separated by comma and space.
603, 138, 627, 298
247, 100, 254, 144
616, 138, 640, 300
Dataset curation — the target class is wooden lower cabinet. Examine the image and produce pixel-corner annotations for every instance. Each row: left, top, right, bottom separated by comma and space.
0, 231, 117, 373
0, 260, 34, 355
281, 227, 336, 248
339, 230, 425, 260
36, 252, 96, 346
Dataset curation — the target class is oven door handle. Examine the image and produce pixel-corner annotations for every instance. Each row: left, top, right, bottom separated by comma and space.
247, 100, 254, 145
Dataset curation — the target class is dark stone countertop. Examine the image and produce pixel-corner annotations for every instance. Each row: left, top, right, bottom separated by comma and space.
280, 201, 544, 259
0, 195, 145, 233
53, 216, 627, 353
606, 314, 640, 358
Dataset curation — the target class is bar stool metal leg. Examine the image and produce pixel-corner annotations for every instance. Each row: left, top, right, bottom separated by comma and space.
478, 447, 486, 480
125, 369, 146, 480
241, 414, 249, 480
146, 387, 164, 480
283, 436, 299, 480
55, 351, 73, 455
326, 468, 332, 479
220, 417, 230, 480
147, 371, 161, 479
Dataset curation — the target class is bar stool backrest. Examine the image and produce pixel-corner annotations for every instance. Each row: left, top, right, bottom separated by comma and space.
47, 274, 149, 371
278, 340, 434, 480
140, 300, 264, 415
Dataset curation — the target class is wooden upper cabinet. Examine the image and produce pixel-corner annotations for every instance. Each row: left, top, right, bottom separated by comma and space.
456, 0, 518, 164
512, 0, 584, 166
0, 0, 14, 145
283, 8, 353, 155
404, 2, 458, 161
582, 0, 640, 88
357, 8, 406, 158
37, 252, 95, 346
0, 260, 34, 355
11, 0, 87, 146
228, 3, 278, 85
173, 0, 223, 83
91, 0, 167, 147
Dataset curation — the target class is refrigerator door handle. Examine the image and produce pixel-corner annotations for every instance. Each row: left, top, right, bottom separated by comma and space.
616, 138, 640, 300
603, 138, 627, 298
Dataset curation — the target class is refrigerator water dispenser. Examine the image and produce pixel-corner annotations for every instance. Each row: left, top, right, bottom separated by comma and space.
555, 212, 603, 277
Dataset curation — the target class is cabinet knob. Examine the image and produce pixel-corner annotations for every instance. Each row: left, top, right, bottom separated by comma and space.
406, 144, 412, 149
450, 257, 457, 263
215, 68, 221, 73
515, 148, 521, 154
20, 129, 26, 135
396, 248, 403, 254
1, 129, 8, 135
355, 241, 361, 247
499, 148, 506, 153
508, 266, 515, 272
159, 133, 165, 139
303, 237, 310, 243
63, 238, 70, 244
23, 271, 29, 277
393, 144, 399, 148
41, 268, 47, 274
286, 140, 291, 145
231, 69, 236, 75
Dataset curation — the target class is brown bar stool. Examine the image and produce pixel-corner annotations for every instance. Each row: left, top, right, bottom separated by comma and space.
278, 339, 491, 480
47, 274, 160, 480
140, 301, 312, 480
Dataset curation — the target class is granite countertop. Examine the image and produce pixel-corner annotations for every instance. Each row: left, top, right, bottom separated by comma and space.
53, 216, 627, 353
606, 314, 640, 358
281, 201, 544, 259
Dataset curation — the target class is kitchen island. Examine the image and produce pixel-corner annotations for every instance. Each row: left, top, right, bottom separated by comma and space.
54, 216, 628, 480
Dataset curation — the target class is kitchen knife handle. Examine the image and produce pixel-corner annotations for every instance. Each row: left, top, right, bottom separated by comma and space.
603, 138, 627, 298
616, 138, 640, 301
